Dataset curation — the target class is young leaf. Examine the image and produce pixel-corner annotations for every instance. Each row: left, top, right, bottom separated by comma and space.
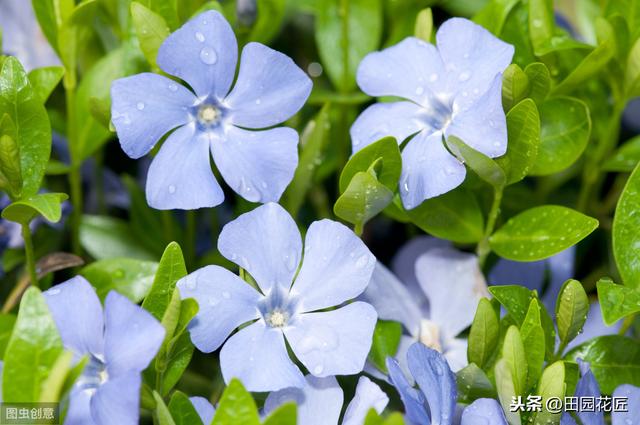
456, 363, 497, 404
414, 8, 433, 42
1, 193, 68, 225
0, 134, 23, 197
597, 278, 640, 325
262, 403, 297, 425
80, 258, 158, 302
497, 98, 540, 185
494, 359, 521, 425
502, 326, 528, 396
339, 137, 401, 192
625, 37, 640, 97
446, 135, 506, 188
555, 279, 589, 347
154, 390, 177, 425
602, 135, 640, 172
143, 242, 188, 321
489, 205, 598, 261
520, 299, 545, 389
80, 215, 157, 261
160, 332, 195, 396
502, 64, 529, 111
27, 66, 65, 103
473, 0, 519, 35
531, 361, 565, 425
467, 298, 499, 370
613, 162, 640, 288
39, 350, 73, 403
212, 379, 261, 425
168, 391, 203, 425
131, 2, 170, 70
0, 314, 17, 359
488, 285, 535, 325
523, 62, 550, 105
367, 320, 402, 373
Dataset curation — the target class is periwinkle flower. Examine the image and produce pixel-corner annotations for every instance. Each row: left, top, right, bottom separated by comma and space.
264, 375, 388, 425
190, 396, 215, 424
351, 18, 514, 209
43, 277, 165, 425
177, 202, 377, 392
111, 11, 312, 210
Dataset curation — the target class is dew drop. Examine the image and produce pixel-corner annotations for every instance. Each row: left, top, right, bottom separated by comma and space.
185, 278, 197, 290
199, 47, 218, 65
168, 83, 178, 92
255, 98, 262, 105
355, 254, 370, 269
532, 19, 543, 28
314, 365, 324, 374
195, 32, 205, 42
136, 102, 145, 110
168, 185, 176, 194
48, 288, 61, 295
222, 291, 231, 299
429, 73, 439, 82
493, 141, 501, 147
415, 86, 424, 95
458, 71, 470, 82
208, 297, 219, 306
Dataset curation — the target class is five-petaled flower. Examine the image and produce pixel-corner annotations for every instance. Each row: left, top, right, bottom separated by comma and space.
44, 277, 165, 425
111, 10, 312, 210
177, 202, 377, 392
351, 18, 514, 210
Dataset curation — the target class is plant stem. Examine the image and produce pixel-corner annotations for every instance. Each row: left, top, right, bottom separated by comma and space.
65, 85, 82, 256
619, 313, 636, 335
477, 186, 504, 268
22, 223, 38, 287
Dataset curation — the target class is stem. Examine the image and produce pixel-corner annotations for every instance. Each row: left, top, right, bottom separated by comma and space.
619, 313, 635, 336
161, 211, 174, 242
66, 85, 82, 256
477, 186, 504, 268
354, 222, 363, 237
22, 223, 38, 287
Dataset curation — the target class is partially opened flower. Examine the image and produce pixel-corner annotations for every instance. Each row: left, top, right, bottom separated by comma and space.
43, 277, 165, 425
361, 237, 487, 372
351, 18, 514, 209
177, 202, 377, 392
111, 10, 312, 210
387, 342, 508, 425
264, 375, 388, 425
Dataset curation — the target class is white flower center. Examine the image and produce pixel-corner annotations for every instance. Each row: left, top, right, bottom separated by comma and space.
197, 104, 220, 125
266, 309, 289, 328
418, 319, 442, 352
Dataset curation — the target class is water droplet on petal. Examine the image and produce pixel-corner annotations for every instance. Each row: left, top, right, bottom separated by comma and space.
168, 83, 178, 92
458, 71, 470, 82
222, 291, 231, 299
314, 365, 324, 374
415, 86, 424, 95
48, 288, 61, 295
255, 98, 262, 105
195, 32, 205, 42
168, 185, 176, 194
208, 297, 219, 306
429, 73, 438, 82
355, 254, 370, 269
136, 102, 145, 110
200, 47, 218, 65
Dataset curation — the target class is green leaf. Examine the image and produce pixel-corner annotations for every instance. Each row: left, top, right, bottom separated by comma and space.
262, 403, 297, 425
489, 205, 598, 261
530, 97, 591, 176
414, 8, 433, 42
31, 0, 60, 53
0, 314, 16, 360
39, 350, 73, 403
523, 62, 551, 105
597, 278, 640, 325
2, 287, 63, 402
602, 135, 640, 172
613, 162, 640, 288
625, 36, 640, 97
497, 99, 540, 185
80, 258, 158, 302
467, 298, 499, 370
168, 391, 204, 425
154, 390, 177, 425
528, 0, 554, 55
494, 359, 521, 425
502, 326, 527, 396
1, 193, 68, 225
0, 133, 23, 197
27, 66, 64, 103
531, 361, 565, 425
339, 137, 401, 192
212, 379, 260, 425
489, 285, 535, 325
473, 0, 520, 35
456, 363, 497, 404
315, 0, 382, 91
0, 57, 51, 196
131, 2, 170, 70
555, 279, 589, 346
407, 187, 485, 243
143, 242, 188, 321
446, 135, 506, 188
520, 299, 545, 390
501, 64, 529, 111
364, 411, 405, 425
368, 320, 402, 373
80, 215, 157, 261
245, 0, 287, 45
160, 331, 195, 396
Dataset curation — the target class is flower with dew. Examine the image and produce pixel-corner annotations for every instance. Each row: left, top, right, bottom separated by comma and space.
360, 236, 488, 373
43, 277, 165, 425
177, 202, 377, 392
388, 342, 508, 425
110, 10, 312, 210
351, 18, 514, 210
264, 375, 388, 425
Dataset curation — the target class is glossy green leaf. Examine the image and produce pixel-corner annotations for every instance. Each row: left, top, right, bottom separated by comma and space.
1, 193, 68, 225
523, 62, 551, 105
597, 278, 640, 325
497, 99, 540, 185
168, 391, 204, 425
334, 168, 394, 230
80, 215, 157, 261
154, 390, 177, 425
489, 285, 535, 325
502, 326, 527, 396
520, 299, 545, 390
131, 2, 170, 70
414, 8, 433, 42
473, 0, 519, 35
555, 279, 589, 346
80, 258, 158, 302
446, 135, 506, 188
0, 133, 23, 197
262, 403, 297, 425
0, 314, 16, 360
368, 320, 402, 373
530, 97, 591, 176
531, 361, 565, 425
160, 330, 195, 396
364, 411, 405, 425
31, 0, 60, 53
495, 359, 521, 425
602, 135, 640, 172
501, 64, 529, 111
528, 0, 554, 55
27, 66, 64, 103
490, 205, 598, 261
626, 36, 640, 97
212, 379, 260, 425
339, 137, 401, 192
143, 242, 187, 321
467, 298, 499, 370
456, 363, 497, 404
613, 162, 640, 288
39, 350, 73, 403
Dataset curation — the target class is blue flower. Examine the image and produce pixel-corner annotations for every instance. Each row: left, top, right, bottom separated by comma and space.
111, 11, 312, 210
351, 18, 514, 209
43, 277, 165, 425
264, 375, 388, 425
177, 202, 377, 392
387, 342, 508, 425
190, 396, 215, 424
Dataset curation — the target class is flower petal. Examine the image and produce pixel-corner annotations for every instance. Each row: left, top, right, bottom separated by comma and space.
264, 375, 343, 425
387, 357, 430, 425
43, 276, 104, 358
225, 42, 311, 128
220, 321, 305, 392
415, 248, 486, 339
573, 361, 603, 425
612, 384, 640, 425
350, 101, 427, 153
290, 219, 375, 312
218, 203, 302, 294
489, 258, 545, 292
342, 376, 389, 425
190, 397, 215, 425
544, 246, 576, 309
285, 302, 377, 377
399, 130, 466, 210
110, 73, 195, 159
360, 262, 422, 336
157, 10, 237, 98
407, 343, 457, 425
211, 126, 298, 203
64, 387, 94, 425
103, 291, 164, 377
446, 74, 508, 158
145, 125, 224, 210
177, 265, 261, 352
90, 372, 141, 425
443, 337, 468, 373
461, 398, 507, 425
356, 37, 446, 104
436, 18, 513, 102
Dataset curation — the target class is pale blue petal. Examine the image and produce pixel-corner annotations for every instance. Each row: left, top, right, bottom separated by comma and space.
342, 376, 389, 425
436, 18, 513, 103
543, 246, 576, 309
110, 73, 195, 159
560, 414, 578, 425
264, 375, 343, 425
90, 372, 141, 425
386, 357, 430, 425
443, 338, 468, 373
360, 262, 422, 336
211, 126, 298, 203
461, 398, 507, 425
225, 42, 312, 128
407, 343, 457, 425
399, 130, 466, 210
612, 384, 640, 425
350, 102, 427, 153
566, 302, 620, 351
220, 321, 305, 392
190, 397, 215, 425
218, 203, 302, 294
145, 125, 224, 210
285, 302, 377, 377
65, 387, 94, 425
43, 276, 104, 358
290, 220, 375, 312
103, 291, 164, 377
177, 265, 261, 352
446, 75, 508, 158
489, 258, 545, 292
573, 361, 603, 425
157, 10, 237, 98
356, 37, 446, 104
415, 248, 487, 339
